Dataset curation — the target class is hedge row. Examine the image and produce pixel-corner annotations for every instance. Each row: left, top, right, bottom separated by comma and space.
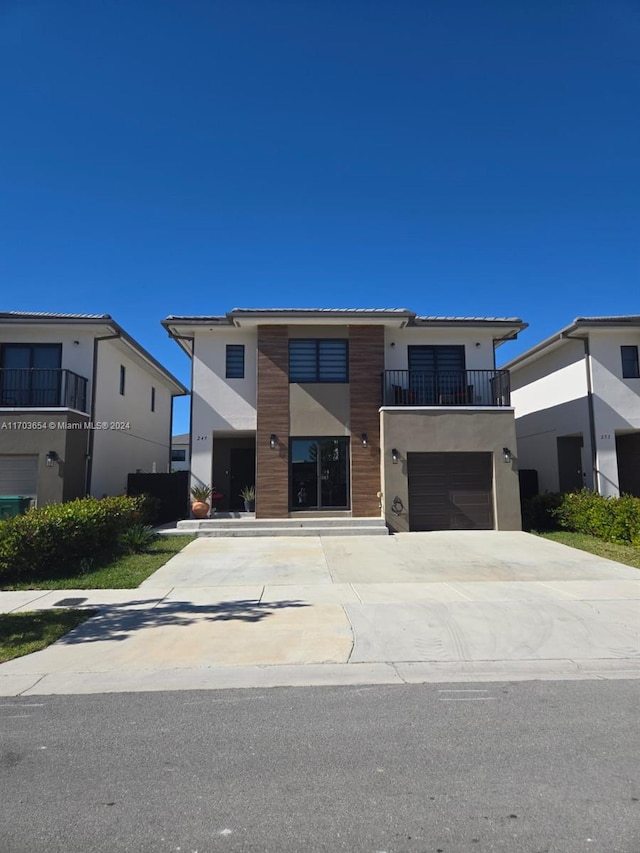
523, 489, 640, 546
0, 495, 156, 581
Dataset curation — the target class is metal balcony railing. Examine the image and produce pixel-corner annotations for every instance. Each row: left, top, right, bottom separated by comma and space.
0, 369, 89, 412
382, 369, 511, 407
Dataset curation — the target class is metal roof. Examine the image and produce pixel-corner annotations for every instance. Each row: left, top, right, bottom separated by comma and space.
503, 315, 640, 371
0, 311, 111, 320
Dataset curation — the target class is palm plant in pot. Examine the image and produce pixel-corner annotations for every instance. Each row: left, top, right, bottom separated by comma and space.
190, 483, 213, 518
239, 484, 255, 513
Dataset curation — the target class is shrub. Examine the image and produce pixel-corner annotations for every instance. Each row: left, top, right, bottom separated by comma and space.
0, 494, 155, 582
521, 492, 563, 532
553, 489, 640, 545
118, 523, 158, 554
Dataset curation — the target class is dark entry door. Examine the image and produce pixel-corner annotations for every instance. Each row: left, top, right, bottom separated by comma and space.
408, 346, 466, 404
229, 448, 255, 511
407, 452, 493, 530
557, 437, 584, 492
290, 438, 350, 510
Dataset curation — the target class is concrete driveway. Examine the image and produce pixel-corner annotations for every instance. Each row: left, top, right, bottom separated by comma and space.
1, 531, 639, 694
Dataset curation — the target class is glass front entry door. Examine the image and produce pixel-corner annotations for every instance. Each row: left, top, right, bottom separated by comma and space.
290, 438, 350, 510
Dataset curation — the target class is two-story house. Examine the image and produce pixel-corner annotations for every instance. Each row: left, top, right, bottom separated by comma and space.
163, 308, 525, 531
0, 312, 187, 506
504, 315, 640, 498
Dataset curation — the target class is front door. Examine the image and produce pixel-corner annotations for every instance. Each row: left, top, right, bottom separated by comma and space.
229, 448, 256, 511
557, 436, 584, 492
290, 438, 350, 510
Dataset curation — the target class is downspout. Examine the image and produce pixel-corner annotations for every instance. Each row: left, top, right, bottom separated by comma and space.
564, 332, 597, 490
85, 331, 121, 495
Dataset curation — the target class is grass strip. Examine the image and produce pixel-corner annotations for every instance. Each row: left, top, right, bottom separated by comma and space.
2, 536, 195, 591
0, 609, 96, 663
539, 531, 640, 570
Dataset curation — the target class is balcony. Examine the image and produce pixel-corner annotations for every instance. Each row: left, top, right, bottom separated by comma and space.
382, 369, 511, 407
0, 369, 89, 412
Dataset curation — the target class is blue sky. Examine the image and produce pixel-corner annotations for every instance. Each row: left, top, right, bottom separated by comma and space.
1, 0, 638, 434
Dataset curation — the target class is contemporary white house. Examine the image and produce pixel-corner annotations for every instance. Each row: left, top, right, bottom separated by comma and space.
504, 315, 640, 497
163, 308, 526, 531
0, 312, 187, 505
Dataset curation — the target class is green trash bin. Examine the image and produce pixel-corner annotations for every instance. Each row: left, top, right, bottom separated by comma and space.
0, 496, 32, 520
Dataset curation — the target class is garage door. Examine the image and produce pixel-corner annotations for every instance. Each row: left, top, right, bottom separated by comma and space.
407, 452, 493, 531
0, 455, 38, 496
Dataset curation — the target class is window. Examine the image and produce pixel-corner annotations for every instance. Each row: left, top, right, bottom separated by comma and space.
0, 343, 62, 406
621, 346, 640, 379
289, 339, 348, 383
119, 365, 126, 395
290, 437, 350, 509
226, 344, 245, 378
171, 449, 186, 462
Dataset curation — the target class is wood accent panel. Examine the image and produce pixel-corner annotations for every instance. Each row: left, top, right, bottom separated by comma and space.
349, 325, 384, 516
256, 325, 289, 518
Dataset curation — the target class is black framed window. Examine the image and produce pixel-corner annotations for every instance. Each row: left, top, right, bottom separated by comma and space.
151, 386, 156, 411
119, 365, 126, 395
621, 346, 640, 379
226, 344, 245, 379
289, 339, 348, 382
171, 449, 186, 462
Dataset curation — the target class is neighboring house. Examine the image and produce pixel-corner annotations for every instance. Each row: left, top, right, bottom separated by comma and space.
0, 312, 188, 506
162, 308, 526, 531
171, 433, 190, 471
504, 316, 640, 498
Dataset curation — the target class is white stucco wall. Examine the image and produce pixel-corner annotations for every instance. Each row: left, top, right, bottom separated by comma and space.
190, 328, 257, 489
383, 327, 498, 372
509, 340, 592, 493
90, 338, 173, 496
588, 330, 640, 496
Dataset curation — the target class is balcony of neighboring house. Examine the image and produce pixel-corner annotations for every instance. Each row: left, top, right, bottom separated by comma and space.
381, 369, 511, 407
0, 368, 89, 412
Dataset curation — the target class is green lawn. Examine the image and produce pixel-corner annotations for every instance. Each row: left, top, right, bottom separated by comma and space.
2, 536, 195, 590
0, 609, 96, 663
539, 531, 640, 570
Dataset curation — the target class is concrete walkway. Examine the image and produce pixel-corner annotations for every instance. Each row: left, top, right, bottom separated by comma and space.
1, 532, 639, 695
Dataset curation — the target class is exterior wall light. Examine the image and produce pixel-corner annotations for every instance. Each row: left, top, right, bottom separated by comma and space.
391, 448, 399, 464
269, 434, 277, 450
361, 433, 368, 447
503, 447, 512, 463
46, 450, 58, 468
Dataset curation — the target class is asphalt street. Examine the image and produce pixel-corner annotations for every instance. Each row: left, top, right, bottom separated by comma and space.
1, 680, 638, 853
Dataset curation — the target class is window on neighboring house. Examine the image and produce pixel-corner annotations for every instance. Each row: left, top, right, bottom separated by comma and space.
171, 449, 186, 462
289, 339, 349, 383
621, 345, 640, 379
119, 365, 126, 395
226, 344, 245, 378
151, 386, 156, 412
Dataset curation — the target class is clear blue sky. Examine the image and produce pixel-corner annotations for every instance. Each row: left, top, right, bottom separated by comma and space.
1, 1, 638, 434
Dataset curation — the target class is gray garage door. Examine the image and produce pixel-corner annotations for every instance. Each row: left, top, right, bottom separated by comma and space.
407, 452, 493, 531
0, 455, 38, 496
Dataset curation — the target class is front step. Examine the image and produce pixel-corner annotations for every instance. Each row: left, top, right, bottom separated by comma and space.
174, 516, 389, 537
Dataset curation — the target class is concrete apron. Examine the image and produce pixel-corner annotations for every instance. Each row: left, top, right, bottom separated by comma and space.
1, 532, 639, 695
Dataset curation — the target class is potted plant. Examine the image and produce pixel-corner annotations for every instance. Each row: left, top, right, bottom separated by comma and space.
190, 483, 213, 519
239, 485, 255, 513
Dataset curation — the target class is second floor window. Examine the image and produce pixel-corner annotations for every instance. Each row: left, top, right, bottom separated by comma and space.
621, 345, 640, 379
289, 339, 349, 383
151, 386, 156, 411
226, 344, 245, 378
119, 365, 126, 395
